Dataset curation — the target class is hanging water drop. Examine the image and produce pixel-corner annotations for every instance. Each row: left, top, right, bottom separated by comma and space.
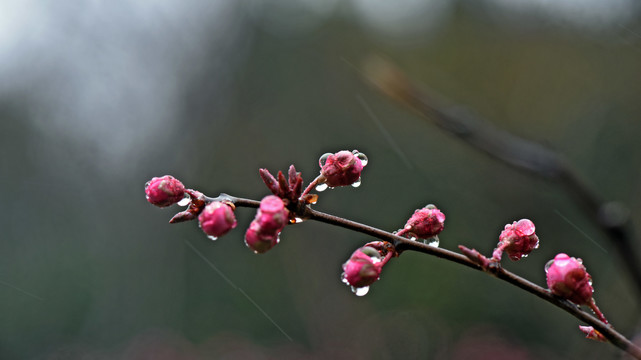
352, 286, 370, 296
177, 193, 191, 206
544, 259, 555, 273
354, 151, 368, 166
351, 178, 361, 188
207, 235, 218, 241
341, 272, 349, 285
424, 236, 439, 248
315, 183, 328, 192
319, 153, 332, 167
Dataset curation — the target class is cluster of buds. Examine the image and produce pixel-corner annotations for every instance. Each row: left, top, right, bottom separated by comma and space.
459, 218, 539, 270
245, 195, 289, 253
341, 241, 396, 296
397, 204, 445, 247
145, 150, 368, 255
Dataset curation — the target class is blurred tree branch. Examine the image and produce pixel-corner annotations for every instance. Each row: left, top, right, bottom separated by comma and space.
362, 56, 641, 298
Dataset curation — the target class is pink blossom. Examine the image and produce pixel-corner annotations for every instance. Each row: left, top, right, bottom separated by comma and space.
493, 219, 539, 261
545, 253, 594, 305
320, 150, 365, 188
145, 175, 185, 207
198, 201, 237, 238
402, 204, 445, 239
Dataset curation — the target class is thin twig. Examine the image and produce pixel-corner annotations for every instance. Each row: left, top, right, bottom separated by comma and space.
362, 56, 641, 298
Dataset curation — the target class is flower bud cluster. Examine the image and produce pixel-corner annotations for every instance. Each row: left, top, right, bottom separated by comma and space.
245, 195, 289, 254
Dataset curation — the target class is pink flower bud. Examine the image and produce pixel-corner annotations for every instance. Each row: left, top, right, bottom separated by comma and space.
402, 204, 445, 238
198, 201, 237, 239
256, 195, 289, 233
341, 246, 383, 289
320, 150, 366, 188
243, 195, 289, 254
545, 253, 594, 305
244, 220, 279, 254
493, 219, 539, 261
145, 175, 185, 207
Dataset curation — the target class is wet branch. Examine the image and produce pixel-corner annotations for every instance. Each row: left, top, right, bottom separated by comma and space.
200, 193, 641, 359
362, 57, 641, 298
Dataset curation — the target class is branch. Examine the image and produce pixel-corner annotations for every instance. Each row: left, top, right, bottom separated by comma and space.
305, 207, 641, 359
362, 56, 641, 298
195, 193, 641, 359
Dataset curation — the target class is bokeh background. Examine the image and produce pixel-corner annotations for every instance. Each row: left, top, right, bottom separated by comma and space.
1, 0, 641, 359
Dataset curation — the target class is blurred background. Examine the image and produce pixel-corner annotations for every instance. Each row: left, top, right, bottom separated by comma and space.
1, 0, 641, 359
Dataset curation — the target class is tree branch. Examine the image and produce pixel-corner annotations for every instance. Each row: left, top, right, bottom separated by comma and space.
362, 56, 641, 298
195, 193, 641, 358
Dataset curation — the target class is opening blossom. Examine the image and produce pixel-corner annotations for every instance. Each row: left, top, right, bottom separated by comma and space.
245, 195, 289, 253
492, 219, 539, 261
145, 175, 185, 207
198, 201, 237, 239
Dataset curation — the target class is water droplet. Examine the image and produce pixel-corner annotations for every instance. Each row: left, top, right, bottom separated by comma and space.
177, 193, 191, 206
588, 279, 593, 286
144, 181, 151, 189
294, 217, 303, 223
534, 242, 540, 249
207, 235, 218, 241
341, 272, 349, 285
576, 258, 583, 264
424, 236, 439, 248
351, 178, 361, 188
521, 254, 528, 258
276, 235, 281, 244
544, 259, 555, 273
319, 153, 332, 167
354, 151, 368, 166
352, 286, 369, 296
315, 183, 328, 192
